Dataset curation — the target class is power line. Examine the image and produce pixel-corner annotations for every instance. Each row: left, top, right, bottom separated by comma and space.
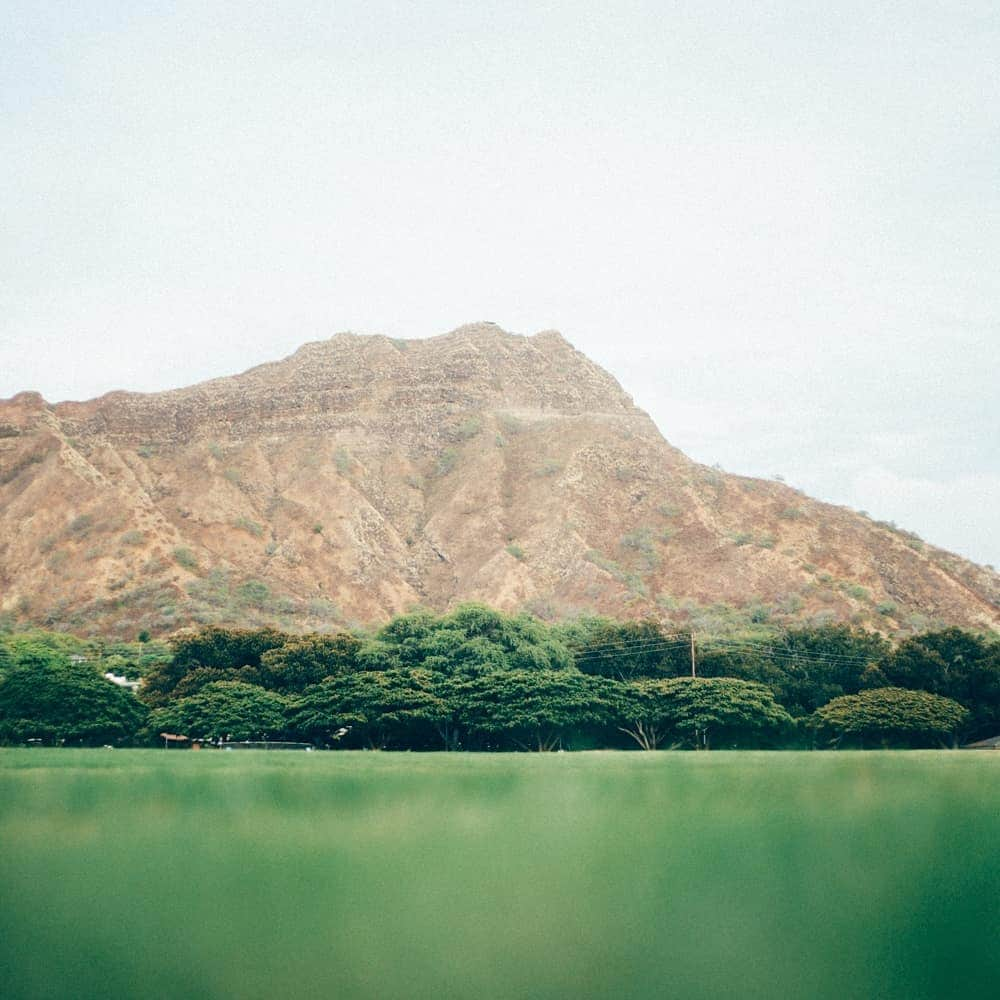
571, 633, 881, 669
575, 640, 691, 662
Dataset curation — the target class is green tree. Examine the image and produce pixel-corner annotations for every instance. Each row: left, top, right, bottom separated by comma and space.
290, 669, 447, 749
698, 625, 890, 717
876, 629, 1000, 741
258, 633, 361, 692
144, 626, 289, 705
0, 656, 148, 746
358, 604, 572, 676
147, 681, 289, 742
623, 677, 792, 750
451, 670, 619, 751
560, 617, 690, 680
811, 687, 969, 748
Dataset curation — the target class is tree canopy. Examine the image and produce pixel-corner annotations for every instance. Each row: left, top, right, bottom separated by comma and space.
618, 677, 793, 750
358, 604, 573, 675
290, 669, 447, 749
811, 687, 969, 748
0, 655, 147, 745
450, 669, 619, 750
147, 681, 289, 742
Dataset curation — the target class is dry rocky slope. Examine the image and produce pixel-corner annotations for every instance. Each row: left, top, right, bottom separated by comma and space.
1, 323, 997, 638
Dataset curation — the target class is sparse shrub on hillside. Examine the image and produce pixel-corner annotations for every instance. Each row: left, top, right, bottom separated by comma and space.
142, 556, 169, 576
581, 550, 647, 599
67, 514, 94, 538
0, 448, 46, 485
136, 445, 154, 459
702, 468, 724, 490
46, 551, 69, 573
173, 547, 199, 572
237, 580, 270, 608
455, 417, 482, 440
435, 448, 459, 477
233, 518, 264, 538
312, 523, 324, 534
506, 544, 525, 561
498, 414, 524, 436
619, 527, 659, 571
777, 593, 804, 614
207, 442, 224, 460
333, 447, 351, 474
877, 602, 898, 616
307, 598, 340, 621
223, 468, 242, 485
732, 531, 775, 549
584, 550, 621, 576
779, 507, 805, 520
843, 583, 870, 602
535, 459, 563, 477
121, 530, 144, 546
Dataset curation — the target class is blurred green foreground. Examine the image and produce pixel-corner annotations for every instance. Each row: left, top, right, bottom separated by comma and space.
1, 750, 997, 1000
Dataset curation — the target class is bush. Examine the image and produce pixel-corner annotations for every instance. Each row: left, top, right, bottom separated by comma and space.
333, 447, 351, 474
237, 580, 271, 608
67, 514, 94, 537
455, 418, 482, 440
173, 548, 199, 572
435, 448, 459, 477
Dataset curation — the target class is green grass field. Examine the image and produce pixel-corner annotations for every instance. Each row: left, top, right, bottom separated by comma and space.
1, 750, 997, 1000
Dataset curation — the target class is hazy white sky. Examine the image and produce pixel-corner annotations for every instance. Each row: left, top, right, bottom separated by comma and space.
2, 2, 998, 566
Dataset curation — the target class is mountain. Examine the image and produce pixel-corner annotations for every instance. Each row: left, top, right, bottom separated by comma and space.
1, 323, 997, 638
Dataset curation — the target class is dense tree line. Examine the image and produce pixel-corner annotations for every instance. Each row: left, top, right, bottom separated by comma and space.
1, 607, 997, 750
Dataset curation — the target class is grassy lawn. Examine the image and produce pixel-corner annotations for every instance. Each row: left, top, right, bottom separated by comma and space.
1, 749, 997, 999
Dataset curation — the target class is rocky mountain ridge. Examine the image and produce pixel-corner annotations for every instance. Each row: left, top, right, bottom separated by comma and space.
1, 323, 997, 637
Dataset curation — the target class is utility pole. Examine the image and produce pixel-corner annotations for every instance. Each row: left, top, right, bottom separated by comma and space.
690, 632, 697, 678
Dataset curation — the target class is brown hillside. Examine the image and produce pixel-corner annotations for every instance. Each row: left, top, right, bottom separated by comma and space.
1, 323, 997, 638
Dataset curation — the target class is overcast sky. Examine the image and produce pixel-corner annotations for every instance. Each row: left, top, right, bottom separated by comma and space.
2, 2, 998, 567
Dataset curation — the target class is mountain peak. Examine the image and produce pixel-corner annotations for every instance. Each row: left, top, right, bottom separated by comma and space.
0, 325, 996, 636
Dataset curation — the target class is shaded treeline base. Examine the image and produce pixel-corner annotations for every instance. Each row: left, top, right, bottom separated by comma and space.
1, 605, 998, 749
